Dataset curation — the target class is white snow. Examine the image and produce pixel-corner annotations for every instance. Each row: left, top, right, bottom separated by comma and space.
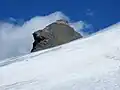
0, 22, 120, 90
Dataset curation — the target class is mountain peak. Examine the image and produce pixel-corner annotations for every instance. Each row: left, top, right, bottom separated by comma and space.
31, 20, 82, 52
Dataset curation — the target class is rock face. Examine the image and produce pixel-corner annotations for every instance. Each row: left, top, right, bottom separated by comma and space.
31, 20, 83, 52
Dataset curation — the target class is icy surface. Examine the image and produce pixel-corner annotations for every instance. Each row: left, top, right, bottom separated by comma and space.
0, 23, 120, 90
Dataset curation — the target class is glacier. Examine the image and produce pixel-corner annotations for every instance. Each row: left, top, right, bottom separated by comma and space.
0, 22, 120, 90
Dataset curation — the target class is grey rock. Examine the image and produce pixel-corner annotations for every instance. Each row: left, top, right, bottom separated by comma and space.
31, 20, 83, 52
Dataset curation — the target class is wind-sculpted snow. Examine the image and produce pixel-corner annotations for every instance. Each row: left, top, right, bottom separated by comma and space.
0, 22, 120, 90
0, 46, 61, 67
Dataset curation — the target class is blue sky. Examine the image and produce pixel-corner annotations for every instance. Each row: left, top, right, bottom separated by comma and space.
0, 0, 120, 32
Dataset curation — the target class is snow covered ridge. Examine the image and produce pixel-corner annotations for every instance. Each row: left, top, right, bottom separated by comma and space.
0, 22, 120, 90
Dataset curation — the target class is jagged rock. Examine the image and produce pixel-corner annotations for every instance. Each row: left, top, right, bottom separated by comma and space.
31, 20, 83, 52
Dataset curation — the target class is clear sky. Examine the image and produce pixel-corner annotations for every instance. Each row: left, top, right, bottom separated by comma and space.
0, 0, 119, 32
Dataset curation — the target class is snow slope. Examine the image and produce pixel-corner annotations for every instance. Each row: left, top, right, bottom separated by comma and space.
0, 22, 120, 90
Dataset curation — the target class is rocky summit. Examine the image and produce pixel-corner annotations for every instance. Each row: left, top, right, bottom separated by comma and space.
31, 19, 83, 52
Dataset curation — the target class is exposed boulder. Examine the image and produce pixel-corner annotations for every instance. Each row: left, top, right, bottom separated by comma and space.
31, 19, 83, 52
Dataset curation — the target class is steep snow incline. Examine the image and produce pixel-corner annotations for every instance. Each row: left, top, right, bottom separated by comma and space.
0, 22, 120, 90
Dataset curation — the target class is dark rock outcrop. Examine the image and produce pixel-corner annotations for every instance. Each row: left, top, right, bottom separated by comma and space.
31, 20, 83, 52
